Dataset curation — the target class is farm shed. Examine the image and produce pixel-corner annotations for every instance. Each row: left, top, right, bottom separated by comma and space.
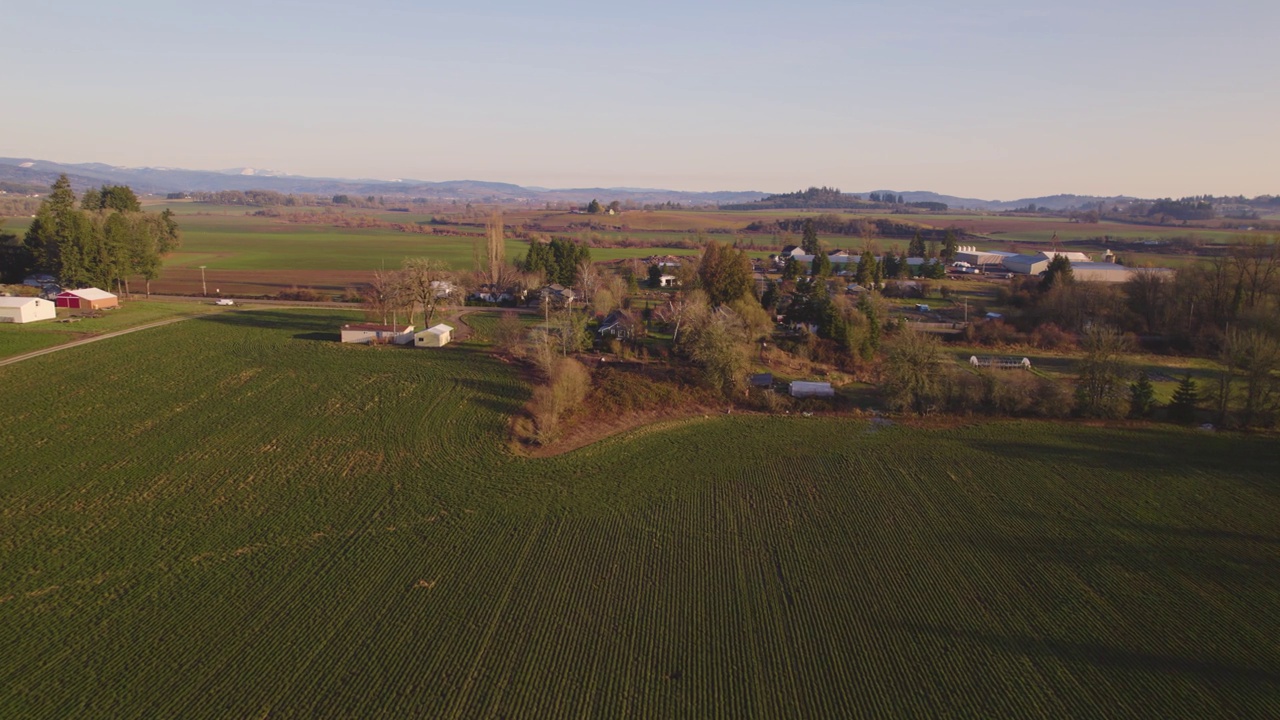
750, 373, 773, 388
790, 381, 835, 398
414, 324, 454, 347
341, 323, 415, 345
969, 356, 1032, 370
1002, 251, 1092, 276
55, 287, 118, 310
953, 246, 1019, 267
0, 296, 56, 324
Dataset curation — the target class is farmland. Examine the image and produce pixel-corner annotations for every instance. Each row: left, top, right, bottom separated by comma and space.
28, 201, 1248, 297
1, 309, 1278, 717
0, 300, 216, 360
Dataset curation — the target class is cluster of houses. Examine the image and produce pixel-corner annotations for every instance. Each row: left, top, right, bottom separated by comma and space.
0, 287, 119, 324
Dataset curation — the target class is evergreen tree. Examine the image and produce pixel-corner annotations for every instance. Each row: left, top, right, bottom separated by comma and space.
907, 232, 925, 258
811, 252, 832, 277
586, 199, 602, 214
855, 251, 874, 285
858, 294, 881, 360
80, 187, 102, 211
801, 218, 821, 255
760, 281, 779, 311
1043, 255, 1074, 290
881, 251, 900, 279
647, 263, 662, 288
781, 256, 800, 281
1168, 375, 1200, 424
941, 229, 958, 263
1128, 371, 1156, 418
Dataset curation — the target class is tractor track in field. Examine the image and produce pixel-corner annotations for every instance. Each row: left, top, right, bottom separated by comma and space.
0, 317, 202, 368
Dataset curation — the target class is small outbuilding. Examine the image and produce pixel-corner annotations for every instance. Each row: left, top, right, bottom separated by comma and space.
750, 373, 774, 388
0, 296, 57, 324
790, 381, 835, 398
341, 323, 415, 345
56, 287, 118, 311
414, 324, 454, 347
969, 355, 1032, 370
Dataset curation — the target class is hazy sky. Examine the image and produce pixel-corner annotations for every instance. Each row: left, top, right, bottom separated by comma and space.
3, 0, 1277, 199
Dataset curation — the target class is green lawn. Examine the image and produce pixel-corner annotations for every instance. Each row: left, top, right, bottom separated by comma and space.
1, 309, 1277, 717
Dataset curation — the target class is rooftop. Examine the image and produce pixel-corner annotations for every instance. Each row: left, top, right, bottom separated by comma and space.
342, 323, 412, 332
61, 287, 116, 301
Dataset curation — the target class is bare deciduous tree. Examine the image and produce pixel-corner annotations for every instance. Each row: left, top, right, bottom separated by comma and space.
401, 258, 454, 327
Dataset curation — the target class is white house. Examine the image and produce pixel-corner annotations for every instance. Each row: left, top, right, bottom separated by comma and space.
790, 381, 835, 398
0, 296, 57, 324
340, 323, 415, 345
659, 274, 677, 288
414, 324, 454, 347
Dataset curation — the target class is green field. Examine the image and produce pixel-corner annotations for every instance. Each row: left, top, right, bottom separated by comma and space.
0, 300, 216, 359
1, 309, 1277, 717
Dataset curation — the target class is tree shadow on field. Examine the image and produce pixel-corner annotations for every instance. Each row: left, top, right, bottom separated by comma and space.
1004, 509, 1280, 547
969, 426, 1279, 495
196, 309, 353, 335
895, 621, 1280, 690
456, 376, 529, 416
952, 525, 1280, 587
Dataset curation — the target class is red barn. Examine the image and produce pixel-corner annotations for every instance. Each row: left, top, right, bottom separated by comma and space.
56, 288, 119, 310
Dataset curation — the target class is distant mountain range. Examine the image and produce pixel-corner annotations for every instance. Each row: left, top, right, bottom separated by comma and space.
1, 156, 1138, 211
0, 157, 767, 206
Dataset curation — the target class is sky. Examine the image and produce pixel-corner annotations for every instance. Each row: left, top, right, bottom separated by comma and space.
2, 0, 1277, 200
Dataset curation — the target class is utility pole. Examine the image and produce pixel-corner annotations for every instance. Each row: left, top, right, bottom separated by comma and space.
199, 266, 207, 297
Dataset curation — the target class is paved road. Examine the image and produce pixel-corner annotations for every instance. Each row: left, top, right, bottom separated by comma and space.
143, 294, 360, 310
0, 316, 199, 368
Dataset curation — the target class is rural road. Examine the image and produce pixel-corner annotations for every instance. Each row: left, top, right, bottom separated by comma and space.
0, 316, 199, 368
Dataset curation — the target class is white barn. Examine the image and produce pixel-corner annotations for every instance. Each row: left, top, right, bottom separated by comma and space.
340, 323, 415, 345
414, 324, 454, 347
0, 296, 57, 324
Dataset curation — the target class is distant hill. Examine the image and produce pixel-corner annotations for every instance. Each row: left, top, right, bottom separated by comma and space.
867, 192, 1140, 212
726, 186, 1142, 213
3, 158, 1246, 212
0, 157, 768, 206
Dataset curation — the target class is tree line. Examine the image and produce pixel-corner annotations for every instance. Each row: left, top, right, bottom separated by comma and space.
14, 176, 180, 295
747, 214, 966, 242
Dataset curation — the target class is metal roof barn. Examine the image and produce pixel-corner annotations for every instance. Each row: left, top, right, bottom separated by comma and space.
55, 288, 118, 310
0, 296, 57, 324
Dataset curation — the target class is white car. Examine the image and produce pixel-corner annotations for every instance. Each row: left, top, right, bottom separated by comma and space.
214, 299, 235, 306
